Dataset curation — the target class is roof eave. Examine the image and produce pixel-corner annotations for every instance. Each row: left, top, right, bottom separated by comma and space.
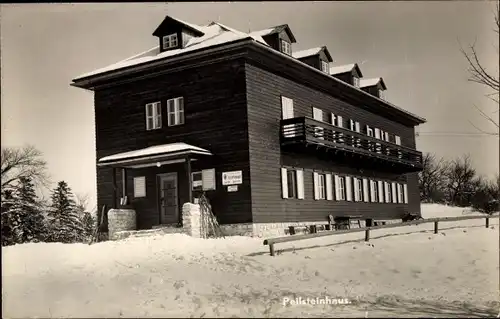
321, 46, 333, 63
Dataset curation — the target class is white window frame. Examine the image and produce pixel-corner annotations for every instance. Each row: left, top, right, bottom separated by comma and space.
366, 126, 374, 137
395, 135, 401, 145
336, 175, 346, 201
314, 172, 326, 200
167, 97, 184, 127
162, 33, 178, 50
281, 96, 295, 138
133, 176, 146, 198
280, 39, 292, 55
353, 76, 360, 88
145, 101, 162, 130
398, 183, 404, 203
320, 60, 329, 73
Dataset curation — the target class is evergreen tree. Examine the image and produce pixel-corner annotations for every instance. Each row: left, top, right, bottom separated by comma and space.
1, 189, 21, 246
15, 177, 47, 242
46, 181, 85, 243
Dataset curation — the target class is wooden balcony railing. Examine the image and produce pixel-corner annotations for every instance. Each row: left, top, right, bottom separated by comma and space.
280, 117, 423, 171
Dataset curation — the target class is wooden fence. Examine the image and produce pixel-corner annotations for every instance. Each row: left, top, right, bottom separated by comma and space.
262, 215, 498, 256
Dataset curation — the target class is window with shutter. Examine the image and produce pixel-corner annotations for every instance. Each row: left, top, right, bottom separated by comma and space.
281, 168, 288, 199
385, 182, 391, 203
281, 96, 295, 138
403, 184, 408, 204
391, 182, 397, 203
370, 180, 377, 202
167, 97, 184, 126
312, 107, 324, 141
287, 170, 297, 198
145, 102, 162, 130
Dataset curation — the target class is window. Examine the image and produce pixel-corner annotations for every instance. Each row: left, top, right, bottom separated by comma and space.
145, 102, 162, 130
350, 119, 356, 131
336, 176, 346, 200
366, 126, 374, 137
320, 60, 329, 73
192, 172, 203, 191
395, 135, 401, 145
280, 39, 291, 55
370, 180, 378, 203
133, 176, 146, 198
398, 183, 404, 203
353, 76, 360, 88
354, 178, 363, 202
281, 96, 295, 138
167, 97, 184, 126
281, 168, 304, 199
317, 173, 326, 200
379, 89, 385, 100
385, 182, 392, 203
287, 170, 297, 199
162, 33, 178, 50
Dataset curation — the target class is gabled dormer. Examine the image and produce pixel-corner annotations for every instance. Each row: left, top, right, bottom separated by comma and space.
250, 24, 297, 56
359, 77, 388, 99
153, 16, 205, 53
292, 46, 333, 73
329, 63, 364, 87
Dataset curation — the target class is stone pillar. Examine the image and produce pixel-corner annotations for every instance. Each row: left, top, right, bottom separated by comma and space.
182, 203, 202, 238
108, 208, 137, 240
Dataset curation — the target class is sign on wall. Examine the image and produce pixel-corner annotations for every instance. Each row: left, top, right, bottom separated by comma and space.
222, 170, 243, 186
227, 185, 238, 192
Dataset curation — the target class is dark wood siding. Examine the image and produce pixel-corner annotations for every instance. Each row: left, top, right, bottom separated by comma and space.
245, 62, 420, 223
332, 72, 354, 86
298, 55, 320, 69
95, 59, 252, 229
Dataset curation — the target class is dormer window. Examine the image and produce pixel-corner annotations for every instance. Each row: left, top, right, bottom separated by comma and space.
280, 39, 292, 56
320, 61, 329, 73
353, 76, 360, 88
378, 89, 385, 100
162, 33, 178, 50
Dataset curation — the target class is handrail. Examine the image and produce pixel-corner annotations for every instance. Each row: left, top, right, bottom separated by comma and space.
262, 214, 498, 256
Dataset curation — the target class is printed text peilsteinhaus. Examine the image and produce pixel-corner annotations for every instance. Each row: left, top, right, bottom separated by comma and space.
282, 296, 352, 306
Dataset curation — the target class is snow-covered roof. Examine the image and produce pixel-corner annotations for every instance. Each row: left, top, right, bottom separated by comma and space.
360, 77, 387, 90
292, 47, 323, 59
74, 23, 269, 80
330, 63, 356, 75
249, 24, 297, 43
98, 143, 212, 166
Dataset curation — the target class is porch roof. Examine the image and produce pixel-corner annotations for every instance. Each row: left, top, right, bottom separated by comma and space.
97, 142, 213, 168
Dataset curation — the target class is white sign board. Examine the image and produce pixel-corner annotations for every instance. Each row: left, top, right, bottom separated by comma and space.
227, 185, 238, 192
193, 180, 203, 188
222, 170, 243, 186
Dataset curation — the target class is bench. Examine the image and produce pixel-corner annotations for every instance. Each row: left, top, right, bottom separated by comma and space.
334, 215, 363, 230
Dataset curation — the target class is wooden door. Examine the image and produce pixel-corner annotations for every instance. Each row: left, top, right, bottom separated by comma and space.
158, 173, 178, 225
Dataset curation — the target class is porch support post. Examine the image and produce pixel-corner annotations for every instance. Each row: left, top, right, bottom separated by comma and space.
121, 168, 127, 204
112, 167, 117, 209
186, 154, 193, 203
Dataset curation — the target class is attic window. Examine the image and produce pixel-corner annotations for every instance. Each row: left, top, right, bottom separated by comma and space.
162, 33, 178, 50
379, 89, 385, 100
320, 61, 329, 73
280, 40, 292, 56
353, 76, 360, 88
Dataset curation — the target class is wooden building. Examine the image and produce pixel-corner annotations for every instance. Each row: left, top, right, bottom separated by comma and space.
71, 16, 426, 236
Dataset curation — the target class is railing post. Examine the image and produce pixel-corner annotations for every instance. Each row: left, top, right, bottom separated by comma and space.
486, 217, 490, 228
365, 229, 370, 242
434, 221, 439, 234
269, 243, 275, 256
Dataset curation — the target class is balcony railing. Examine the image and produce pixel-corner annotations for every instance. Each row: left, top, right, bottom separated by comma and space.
280, 117, 423, 172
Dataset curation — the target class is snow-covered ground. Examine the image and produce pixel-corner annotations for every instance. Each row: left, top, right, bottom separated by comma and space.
2, 204, 499, 318
421, 203, 499, 219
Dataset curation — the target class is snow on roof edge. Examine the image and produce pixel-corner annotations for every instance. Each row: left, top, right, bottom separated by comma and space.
99, 143, 212, 163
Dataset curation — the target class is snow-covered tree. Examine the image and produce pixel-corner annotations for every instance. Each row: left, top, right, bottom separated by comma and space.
15, 177, 47, 242
46, 181, 85, 243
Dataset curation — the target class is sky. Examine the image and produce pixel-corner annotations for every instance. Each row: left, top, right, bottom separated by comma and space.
1, 2, 499, 210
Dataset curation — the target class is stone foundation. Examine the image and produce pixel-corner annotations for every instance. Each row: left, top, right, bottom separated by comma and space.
108, 208, 137, 240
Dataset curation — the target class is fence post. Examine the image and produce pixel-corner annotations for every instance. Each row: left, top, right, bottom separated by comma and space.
486, 217, 490, 228
365, 229, 370, 242
434, 221, 439, 234
269, 243, 275, 256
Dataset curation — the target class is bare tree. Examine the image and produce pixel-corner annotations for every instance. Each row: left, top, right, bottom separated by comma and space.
1, 145, 49, 193
460, 1, 499, 135
443, 154, 479, 206
418, 153, 448, 203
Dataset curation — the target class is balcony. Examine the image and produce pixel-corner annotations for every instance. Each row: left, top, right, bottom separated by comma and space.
280, 117, 423, 173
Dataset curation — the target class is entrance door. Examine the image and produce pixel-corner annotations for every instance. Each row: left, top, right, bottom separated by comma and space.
158, 173, 178, 225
